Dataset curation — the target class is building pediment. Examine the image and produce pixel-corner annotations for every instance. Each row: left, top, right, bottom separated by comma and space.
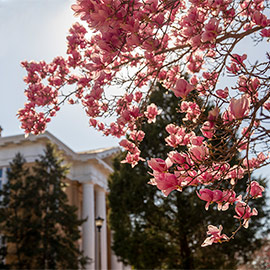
0, 131, 121, 189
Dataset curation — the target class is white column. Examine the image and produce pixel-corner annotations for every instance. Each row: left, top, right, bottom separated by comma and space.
82, 182, 95, 270
96, 187, 108, 269
110, 237, 124, 270
110, 231, 131, 270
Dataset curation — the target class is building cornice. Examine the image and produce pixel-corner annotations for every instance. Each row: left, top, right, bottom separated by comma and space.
0, 131, 120, 173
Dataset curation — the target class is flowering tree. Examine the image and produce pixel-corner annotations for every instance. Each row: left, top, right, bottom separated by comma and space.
19, 0, 270, 246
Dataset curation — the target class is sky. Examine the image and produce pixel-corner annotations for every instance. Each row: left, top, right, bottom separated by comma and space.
0, 0, 120, 152
0, 0, 269, 180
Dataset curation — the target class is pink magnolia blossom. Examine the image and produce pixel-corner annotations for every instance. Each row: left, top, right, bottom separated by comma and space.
201, 18, 221, 43
187, 54, 203, 73
221, 190, 242, 211
190, 136, 204, 146
208, 107, 219, 122
226, 165, 245, 185
189, 145, 209, 162
134, 91, 143, 102
201, 121, 215, 138
212, 190, 224, 210
148, 158, 172, 173
227, 54, 247, 74
228, 96, 250, 120
165, 134, 182, 148
144, 103, 162, 123
234, 202, 258, 228
121, 151, 145, 168
252, 11, 270, 27
97, 122, 104, 131
148, 172, 181, 196
222, 190, 242, 205
172, 78, 194, 98
261, 28, 270, 37
231, 54, 247, 65
166, 124, 181, 135
168, 151, 192, 169
197, 189, 214, 210
264, 101, 270, 111
257, 152, 267, 163
197, 171, 213, 185
201, 225, 229, 247
89, 118, 97, 127
197, 188, 239, 211
247, 181, 265, 198
119, 139, 137, 153
129, 130, 145, 142
243, 152, 267, 170
180, 101, 201, 122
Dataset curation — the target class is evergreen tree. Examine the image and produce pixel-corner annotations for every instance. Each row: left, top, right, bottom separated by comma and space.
108, 84, 270, 269
0, 144, 89, 269
0, 153, 32, 269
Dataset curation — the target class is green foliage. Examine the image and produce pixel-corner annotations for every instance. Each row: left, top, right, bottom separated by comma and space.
108, 84, 270, 269
0, 144, 89, 269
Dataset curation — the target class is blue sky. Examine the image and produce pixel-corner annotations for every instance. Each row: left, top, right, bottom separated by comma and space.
0, 0, 119, 152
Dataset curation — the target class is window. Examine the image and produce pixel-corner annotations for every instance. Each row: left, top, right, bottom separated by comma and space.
0, 169, 3, 191
0, 168, 7, 191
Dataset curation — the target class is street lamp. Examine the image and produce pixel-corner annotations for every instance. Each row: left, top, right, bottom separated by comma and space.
95, 216, 104, 270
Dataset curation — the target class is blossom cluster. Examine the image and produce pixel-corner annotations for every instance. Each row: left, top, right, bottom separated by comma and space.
19, 0, 270, 246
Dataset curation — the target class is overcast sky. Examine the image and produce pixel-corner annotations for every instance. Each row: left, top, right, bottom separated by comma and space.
0, 0, 269, 180
0, 0, 119, 152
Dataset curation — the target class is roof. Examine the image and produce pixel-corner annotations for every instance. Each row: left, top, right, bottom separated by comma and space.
0, 131, 121, 173
78, 146, 118, 154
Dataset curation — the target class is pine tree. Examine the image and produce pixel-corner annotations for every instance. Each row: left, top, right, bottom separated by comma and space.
0, 153, 32, 269
0, 144, 89, 269
108, 84, 270, 269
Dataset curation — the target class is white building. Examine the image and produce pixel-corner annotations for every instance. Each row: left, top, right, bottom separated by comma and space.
0, 131, 129, 270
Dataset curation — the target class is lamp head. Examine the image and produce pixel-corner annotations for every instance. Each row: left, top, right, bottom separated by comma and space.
95, 216, 104, 231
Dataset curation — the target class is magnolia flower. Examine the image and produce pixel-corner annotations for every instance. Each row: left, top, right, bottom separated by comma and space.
201, 225, 229, 247
148, 158, 172, 173
144, 103, 162, 123
247, 181, 265, 198
172, 78, 193, 98
222, 190, 242, 210
168, 151, 190, 167
201, 18, 221, 43
197, 189, 214, 210
190, 145, 209, 162
129, 130, 145, 142
228, 96, 250, 120
166, 124, 180, 135
149, 172, 180, 196
201, 121, 215, 138
208, 107, 219, 121
121, 152, 145, 168
234, 202, 258, 228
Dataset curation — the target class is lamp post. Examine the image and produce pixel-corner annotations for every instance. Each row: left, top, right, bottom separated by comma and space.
95, 216, 104, 270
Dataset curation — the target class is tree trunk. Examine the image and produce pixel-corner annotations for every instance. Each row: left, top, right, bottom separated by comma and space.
177, 193, 194, 269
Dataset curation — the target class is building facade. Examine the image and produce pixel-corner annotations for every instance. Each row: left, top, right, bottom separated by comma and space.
0, 131, 129, 270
